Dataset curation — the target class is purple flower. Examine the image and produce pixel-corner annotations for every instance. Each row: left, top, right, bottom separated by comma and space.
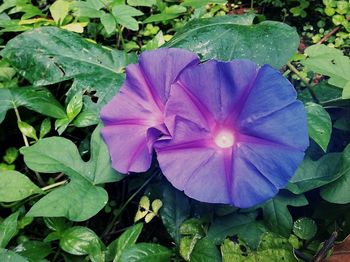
100, 48, 199, 173
155, 59, 309, 208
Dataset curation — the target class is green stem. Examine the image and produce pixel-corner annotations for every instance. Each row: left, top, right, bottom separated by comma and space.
41, 180, 68, 191
287, 62, 319, 103
13, 104, 45, 186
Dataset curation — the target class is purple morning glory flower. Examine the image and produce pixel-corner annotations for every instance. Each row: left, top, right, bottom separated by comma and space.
155, 59, 309, 208
100, 48, 199, 173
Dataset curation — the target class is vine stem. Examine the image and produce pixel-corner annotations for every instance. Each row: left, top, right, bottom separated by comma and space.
41, 180, 68, 191
286, 62, 319, 103
13, 104, 45, 186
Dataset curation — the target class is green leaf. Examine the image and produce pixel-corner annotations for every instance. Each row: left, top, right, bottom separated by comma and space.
1, 27, 128, 125
207, 212, 257, 245
0, 87, 66, 124
60, 226, 103, 262
49, 0, 71, 25
0, 170, 42, 202
112, 5, 143, 31
292, 217, 317, 240
287, 153, 342, 194
127, 0, 156, 7
320, 144, 350, 204
18, 121, 38, 141
66, 92, 83, 120
14, 241, 52, 261
3, 147, 18, 164
107, 223, 143, 262
305, 102, 332, 152
119, 243, 172, 262
261, 191, 308, 237
302, 44, 350, 98
179, 235, 201, 261
182, 0, 226, 8
0, 248, 28, 262
159, 185, 190, 245
100, 12, 117, 35
221, 233, 297, 262
21, 125, 123, 221
190, 238, 221, 262
0, 212, 19, 248
165, 15, 299, 69
39, 118, 51, 139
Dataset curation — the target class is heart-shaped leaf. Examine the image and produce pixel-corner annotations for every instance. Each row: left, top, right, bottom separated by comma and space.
21, 125, 123, 221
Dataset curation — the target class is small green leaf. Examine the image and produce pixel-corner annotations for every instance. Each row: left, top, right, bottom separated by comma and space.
3, 147, 18, 164
66, 92, 83, 120
179, 235, 201, 261
151, 199, 163, 214
100, 12, 117, 35
0, 212, 19, 248
190, 238, 221, 262
60, 226, 103, 262
39, 118, 51, 139
293, 217, 317, 240
180, 218, 205, 237
18, 121, 38, 141
107, 223, 143, 262
50, 0, 71, 25
112, 5, 143, 31
119, 243, 172, 262
306, 102, 332, 152
0, 170, 42, 202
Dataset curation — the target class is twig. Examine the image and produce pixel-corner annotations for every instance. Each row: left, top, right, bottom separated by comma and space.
41, 180, 68, 191
318, 26, 340, 45
287, 62, 319, 103
313, 231, 338, 262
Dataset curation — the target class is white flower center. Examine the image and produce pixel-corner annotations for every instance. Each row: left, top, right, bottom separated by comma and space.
214, 130, 234, 148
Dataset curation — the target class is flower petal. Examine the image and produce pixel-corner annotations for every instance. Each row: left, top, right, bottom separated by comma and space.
100, 48, 199, 173
155, 117, 233, 203
229, 141, 305, 207
237, 65, 309, 151
166, 60, 258, 130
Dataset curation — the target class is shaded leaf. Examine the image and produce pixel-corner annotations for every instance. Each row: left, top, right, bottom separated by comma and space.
0, 87, 65, 124
261, 191, 308, 237
165, 15, 299, 68
159, 185, 190, 245
287, 153, 342, 194
321, 144, 350, 204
